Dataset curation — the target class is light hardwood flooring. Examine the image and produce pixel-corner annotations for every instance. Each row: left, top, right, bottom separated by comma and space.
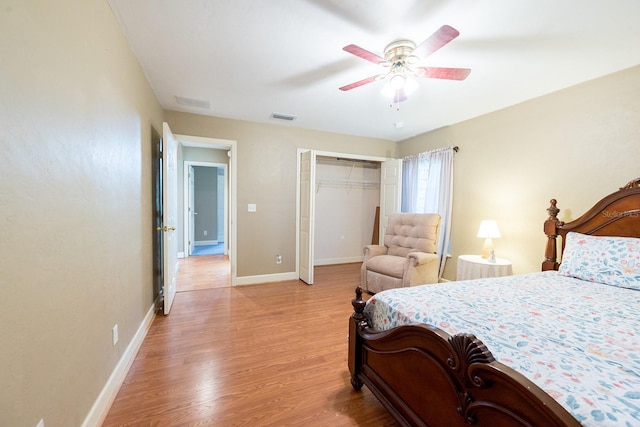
176, 254, 231, 291
102, 260, 398, 426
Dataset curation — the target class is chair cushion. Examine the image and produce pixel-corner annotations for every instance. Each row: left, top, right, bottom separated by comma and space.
365, 255, 405, 278
385, 213, 440, 257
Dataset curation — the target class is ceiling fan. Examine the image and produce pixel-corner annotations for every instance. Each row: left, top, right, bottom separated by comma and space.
339, 25, 471, 102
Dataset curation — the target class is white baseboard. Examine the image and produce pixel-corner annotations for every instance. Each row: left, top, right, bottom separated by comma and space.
82, 303, 157, 427
177, 251, 185, 259
234, 271, 298, 286
315, 256, 363, 266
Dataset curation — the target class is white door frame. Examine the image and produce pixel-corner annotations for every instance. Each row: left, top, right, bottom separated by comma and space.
295, 149, 390, 280
183, 161, 228, 256
175, 134, 238, 286
188, 164, 195, 256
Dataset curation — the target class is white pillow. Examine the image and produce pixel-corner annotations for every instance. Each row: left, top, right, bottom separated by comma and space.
558, 232, 640, 290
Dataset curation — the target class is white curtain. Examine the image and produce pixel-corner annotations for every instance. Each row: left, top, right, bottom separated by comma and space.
401, 146, 455, 278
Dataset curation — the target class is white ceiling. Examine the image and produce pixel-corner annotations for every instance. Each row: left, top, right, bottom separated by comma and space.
107, 0, 640, 142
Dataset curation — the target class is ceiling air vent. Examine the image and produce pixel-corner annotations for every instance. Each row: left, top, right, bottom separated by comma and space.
175, 96, 211, 109
271, 112, 297, 121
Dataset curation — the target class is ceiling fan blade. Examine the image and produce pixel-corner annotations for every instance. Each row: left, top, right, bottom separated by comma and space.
413, 25, 460, 59
415, 67, 471, 81
343, 44, 386, 65
339, 75, 385, 91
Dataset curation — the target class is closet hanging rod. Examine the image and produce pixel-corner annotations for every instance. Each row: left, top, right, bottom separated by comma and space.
335, 157, 380, 164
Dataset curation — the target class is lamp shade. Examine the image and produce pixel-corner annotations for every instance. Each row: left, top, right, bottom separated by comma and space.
477, 220, 501, 239
390, 74, 406, 90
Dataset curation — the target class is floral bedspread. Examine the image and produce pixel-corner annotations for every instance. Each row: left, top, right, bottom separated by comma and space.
364, 271, 640, 426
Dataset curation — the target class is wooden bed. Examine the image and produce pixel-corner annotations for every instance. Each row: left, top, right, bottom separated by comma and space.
348, 178, 640, 427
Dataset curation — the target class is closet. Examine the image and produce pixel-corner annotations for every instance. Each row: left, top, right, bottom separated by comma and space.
314, 156, 381, 265
298, 150, 401, 284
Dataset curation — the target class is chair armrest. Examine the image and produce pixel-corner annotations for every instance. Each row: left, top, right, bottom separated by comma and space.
407, 251, 439, 266
363, 245, 388, 258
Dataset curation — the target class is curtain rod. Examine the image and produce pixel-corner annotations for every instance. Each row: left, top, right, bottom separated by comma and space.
402, 145, 459, 161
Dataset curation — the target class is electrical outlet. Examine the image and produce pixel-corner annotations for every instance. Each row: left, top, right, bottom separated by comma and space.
204, 230, 207, 236
112, 324, 119, 346
276, 254, 282, 264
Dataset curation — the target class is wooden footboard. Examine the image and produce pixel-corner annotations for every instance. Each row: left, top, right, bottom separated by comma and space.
348, 287, 580, 427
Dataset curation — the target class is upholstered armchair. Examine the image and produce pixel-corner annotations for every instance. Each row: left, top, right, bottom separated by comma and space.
361, 213, 441, 294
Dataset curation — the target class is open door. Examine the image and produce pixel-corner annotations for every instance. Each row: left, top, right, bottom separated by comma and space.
162, 122, 178, 314
299, 150, 315, 284
379, 159, 403, 243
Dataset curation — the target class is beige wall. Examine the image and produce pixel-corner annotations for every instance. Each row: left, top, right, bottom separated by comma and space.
0, 1, 162, 426
3, 1, 639, 425
164, 110, 396, 277
399, 65, 640, 279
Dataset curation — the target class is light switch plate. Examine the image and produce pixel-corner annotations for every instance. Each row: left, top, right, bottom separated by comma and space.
248, 203, 256, 212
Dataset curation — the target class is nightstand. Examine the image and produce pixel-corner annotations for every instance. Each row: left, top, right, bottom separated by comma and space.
457, 254, 513, 281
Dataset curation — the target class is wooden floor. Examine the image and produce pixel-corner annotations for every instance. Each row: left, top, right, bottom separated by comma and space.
102, 261, 398, 426
176, 254, 231, 291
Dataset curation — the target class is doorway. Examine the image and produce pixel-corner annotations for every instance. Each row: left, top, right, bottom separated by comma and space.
184, 162, 228, 257
175, 134, 237, 286
179, 161, 231, 292
296, 149, 399, 284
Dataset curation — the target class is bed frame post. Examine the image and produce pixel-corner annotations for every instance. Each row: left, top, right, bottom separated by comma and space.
348, 286, 366, 390
542, 199, 562, 271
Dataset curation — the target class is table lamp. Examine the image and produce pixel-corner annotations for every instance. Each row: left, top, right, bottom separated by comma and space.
477, 220, 501, 259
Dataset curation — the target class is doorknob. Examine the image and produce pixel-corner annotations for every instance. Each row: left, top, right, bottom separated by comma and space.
156, 226, 176, 231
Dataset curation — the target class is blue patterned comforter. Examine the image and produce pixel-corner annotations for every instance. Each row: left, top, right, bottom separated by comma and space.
364, 271, 640, 426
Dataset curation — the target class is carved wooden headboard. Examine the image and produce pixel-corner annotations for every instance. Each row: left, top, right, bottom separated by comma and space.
542, 177, 640, 271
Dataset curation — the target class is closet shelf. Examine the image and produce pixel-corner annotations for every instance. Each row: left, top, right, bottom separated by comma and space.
316, 178, 380, 192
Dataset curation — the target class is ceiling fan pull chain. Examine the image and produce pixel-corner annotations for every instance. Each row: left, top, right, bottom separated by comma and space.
390, 91, 401, 111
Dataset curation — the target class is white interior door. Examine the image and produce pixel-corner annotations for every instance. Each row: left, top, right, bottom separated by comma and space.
299, 150, 315, 284
162, 122, 178, 314
379, 159, 403, 243
188, 165, 195, 255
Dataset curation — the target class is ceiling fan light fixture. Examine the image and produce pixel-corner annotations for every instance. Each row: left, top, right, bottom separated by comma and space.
406, 55, 420, 65
403, 78, 418, 95
382, 75, 417, 97
390, 74, 406, 90
380, 81, 396, 98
